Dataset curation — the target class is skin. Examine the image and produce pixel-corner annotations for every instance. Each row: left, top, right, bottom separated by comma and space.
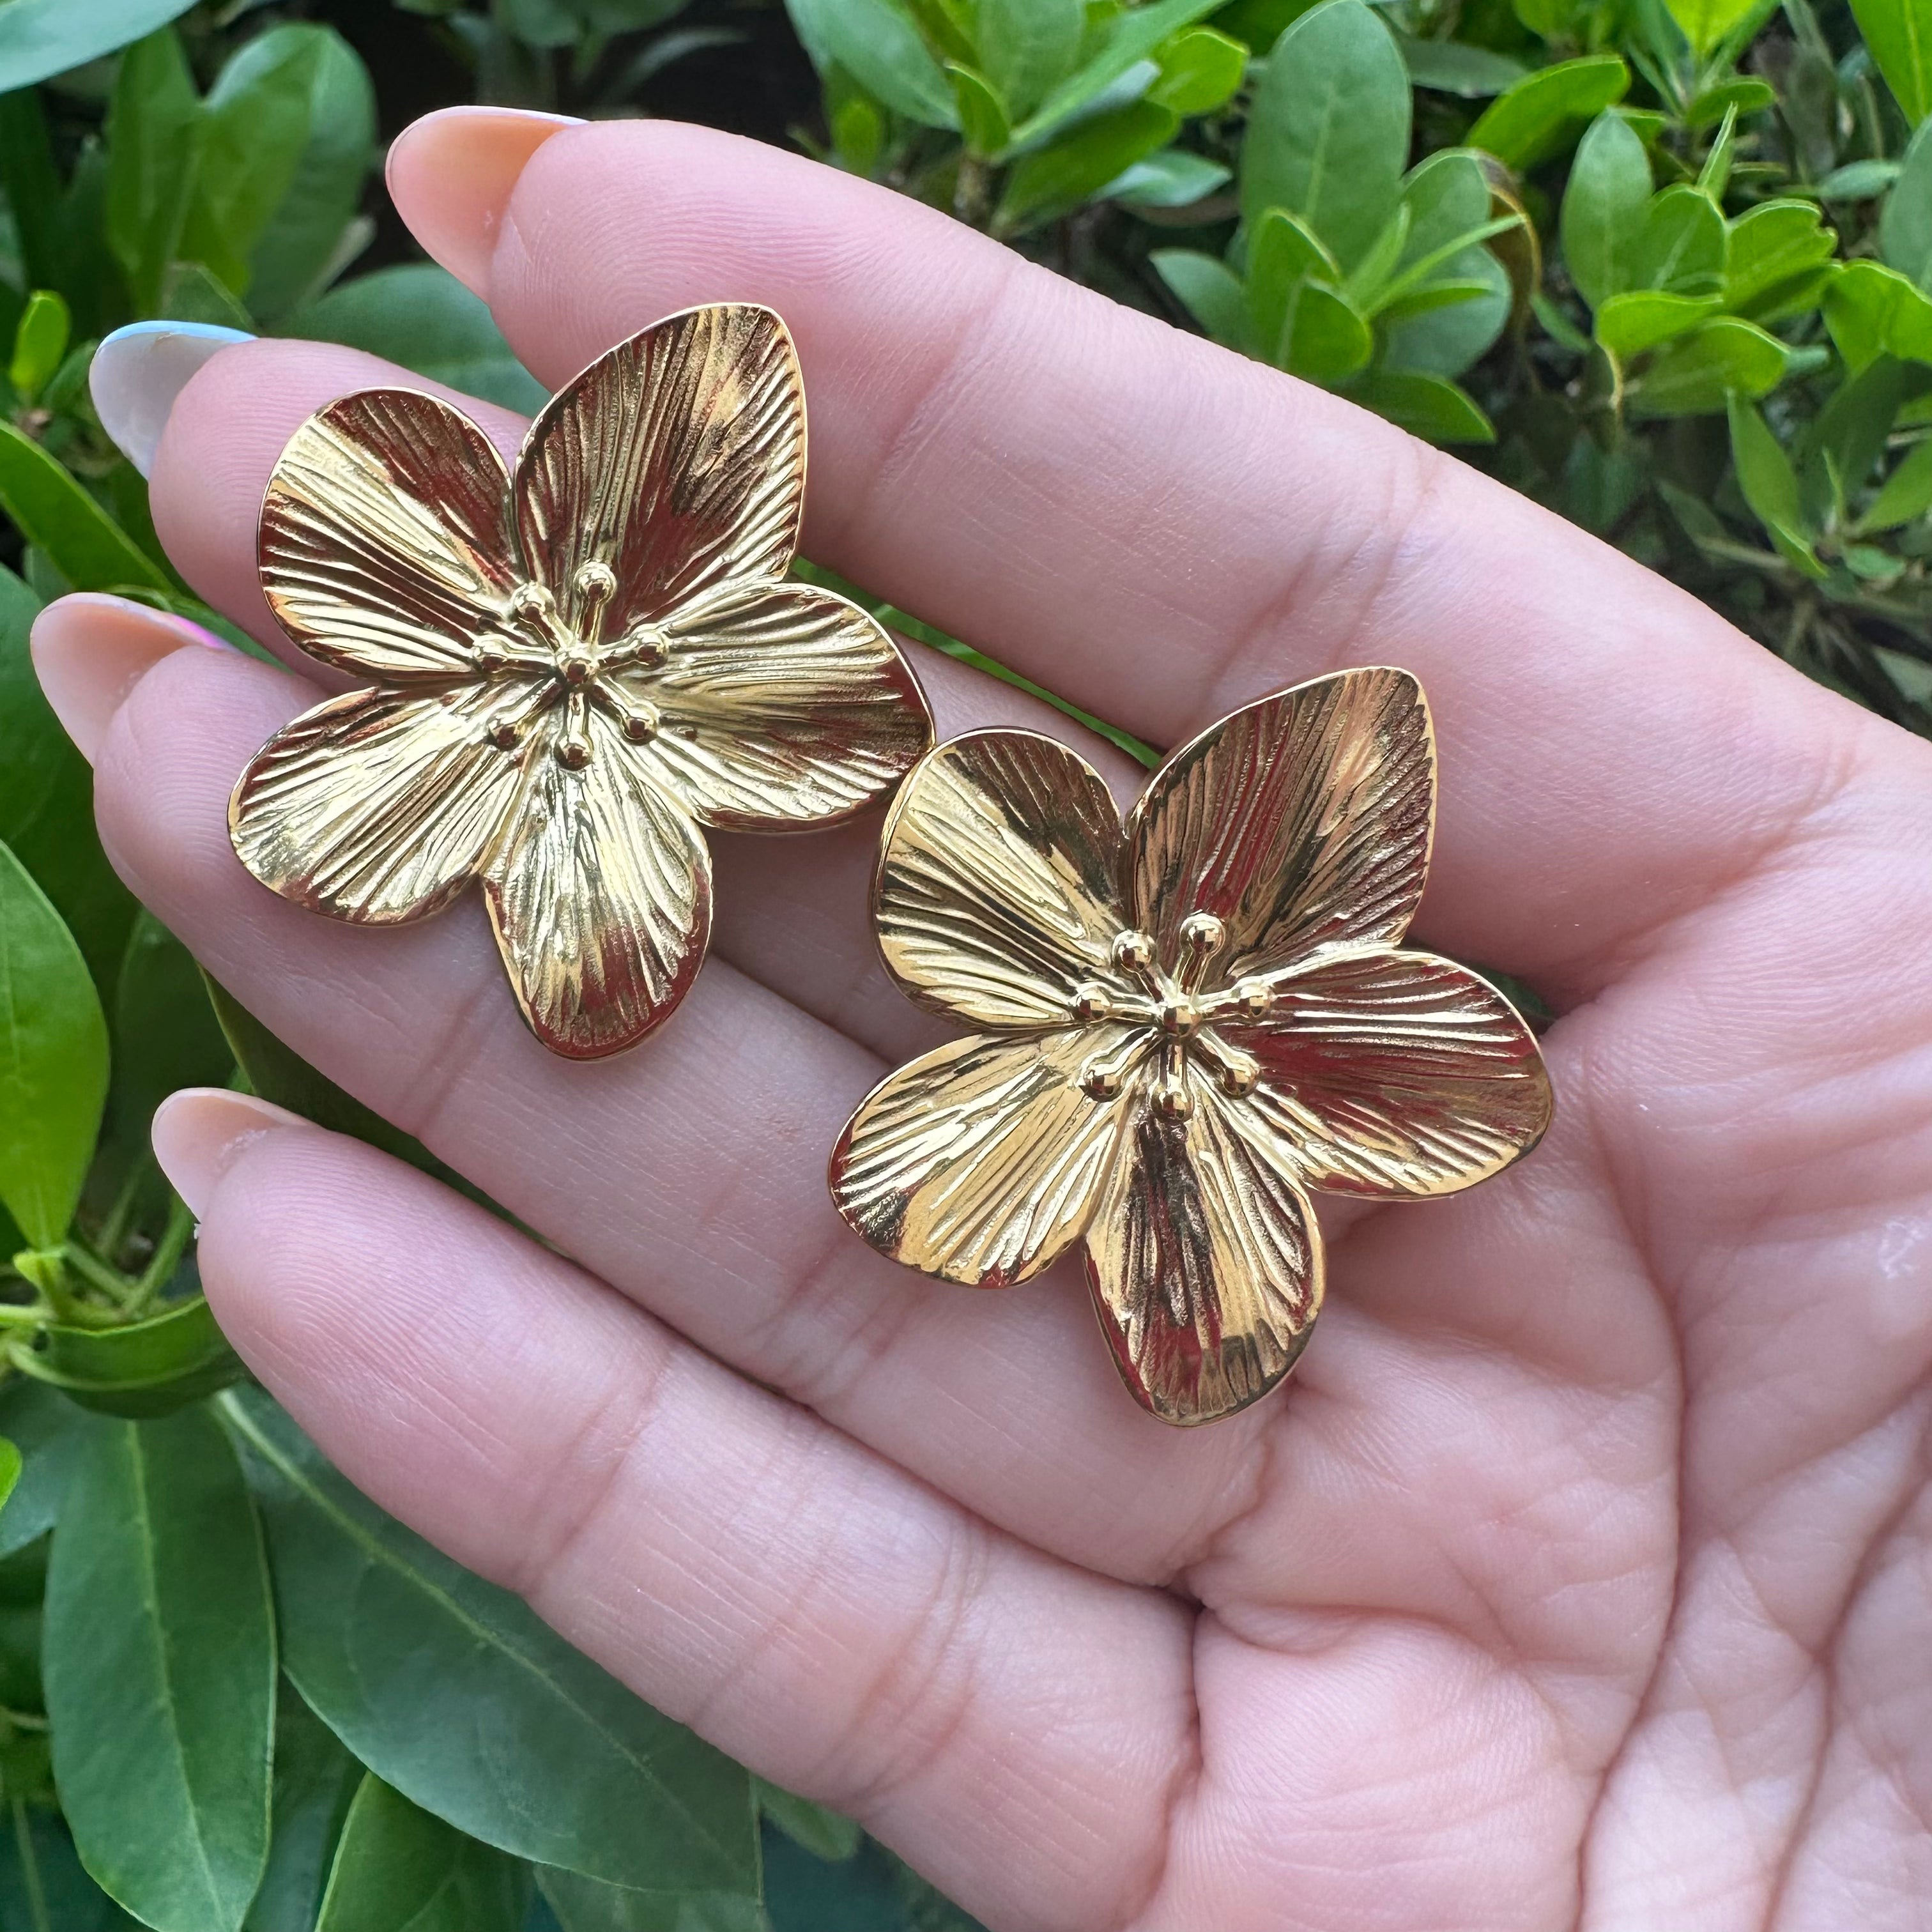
58, 118, 1932, 1930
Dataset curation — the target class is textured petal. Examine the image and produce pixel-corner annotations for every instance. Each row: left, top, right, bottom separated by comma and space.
874, 730, 1130, 1031
626, 582, 930, 830
1085, 1070, 1322, 1426
514, 306, 804, 637
1127, 668, 1434, 981
830, 1025, 1138, 1289
260, 390, 520, 680
229, 680, 526, 922
483, 710, 712, 1059
1224, 947, 1552, 1197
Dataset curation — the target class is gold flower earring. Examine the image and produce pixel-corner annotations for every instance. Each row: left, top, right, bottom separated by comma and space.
828, 668, 1553, 1427
228, 303, 932, 1059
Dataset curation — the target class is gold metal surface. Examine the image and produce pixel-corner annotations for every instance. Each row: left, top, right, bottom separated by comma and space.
230, 303, 932, 1059
829, 668, 1552, 1427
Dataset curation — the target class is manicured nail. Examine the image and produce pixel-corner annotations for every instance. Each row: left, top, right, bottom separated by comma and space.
30, 594, 230, 765
386, 106, 583, 294
152, 1090, 307, 1220
89, 321, 254, 477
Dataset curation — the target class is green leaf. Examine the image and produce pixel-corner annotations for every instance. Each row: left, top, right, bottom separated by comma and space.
1242, 0, 1410, 270
0, 565, 137, 1000
539, 1867, 768, 1932
285, 264, 546, 414
13, 1296, 245, 1418
0, 1441, 19, 1514
1466, 54, 1628, 170
1725, 200, 1839, 319
1696, 103, 1738, 201
1629, 184, 1727, 296
204, 26, 375, 323
1560, 111, 1651, 309
1397, 36, 1528, 96
1347, 368, 1496, 441
1151, 248, 1252, 347
0, 0, 199, 93
1683, 75, 1777, 125
1105, 148, 1231, 208
0, 422, 168, 593
1857, 431, 1932, 529
0, 1379, 84, 1558
103, 28, 203, 319
1147, 26, 1246, 112
977, 0, 1084, 118
1821, 158, 1902, 199
1826, 259, 1932, 370
1728, 395, 1825, 574
1882, 119, 1932, 291
245, 1684, 363, 1932
0, 841, 107, 1248
946, 63, 1011, 154
1628, 316, 1787, 415
0, 1806, 138, 1932
316, 1777, 527, 1932
1851, 0, 1932, 125
784, 0, 960, 126
1279, 281, 1374, 380
1016, 0, 1224, 142
1595, 289, 1723, 356
45, 1408, 275, 1932
1247, 204, 1341, 346
1805, 355, 1912, 507
8, 289, 69, 402
995, 100, 1177, 231
218, 1389, 760, 1898
756, 1780, 862, 1862
1380, 148, 1510, 376
1665, 0, 1758, 58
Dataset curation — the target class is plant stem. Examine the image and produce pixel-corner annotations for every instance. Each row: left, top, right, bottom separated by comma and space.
128, 1195, 194, 1316
9, 1797, 48, 1932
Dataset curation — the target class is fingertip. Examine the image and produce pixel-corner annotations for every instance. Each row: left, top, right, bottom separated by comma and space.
152, 1087, 309, 1220
387, 105, 584, 295
90, 321, 255, 477
29, 593, 226, 764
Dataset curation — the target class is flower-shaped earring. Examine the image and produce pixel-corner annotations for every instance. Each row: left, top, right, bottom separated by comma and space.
229, 303, 932, 1058
829, 668, 1552, 1427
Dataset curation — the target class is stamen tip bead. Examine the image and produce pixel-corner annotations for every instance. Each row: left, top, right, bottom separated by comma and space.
1156, 1082, 1194, 1121
1180, 912, 1225, 952
574, 560, 617, 601
1233, 978, 1274, 1018
1072, 983, 1112, 1022
1080, 1065, 1124, 1101
557, 738, 592, 770
1112, 930, 1155, 972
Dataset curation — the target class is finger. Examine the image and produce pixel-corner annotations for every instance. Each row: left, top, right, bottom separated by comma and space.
79, 623, 1262, 1577
395, 111, 1893, 998
164, 1094, 1192, 1932
137, 337, 1142, 1057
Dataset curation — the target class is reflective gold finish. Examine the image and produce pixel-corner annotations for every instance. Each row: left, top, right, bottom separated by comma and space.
231, 304, 932, 1059
829, 668, 1552, 1427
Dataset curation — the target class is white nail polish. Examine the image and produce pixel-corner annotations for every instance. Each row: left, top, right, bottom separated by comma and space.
90, 321, 254, 477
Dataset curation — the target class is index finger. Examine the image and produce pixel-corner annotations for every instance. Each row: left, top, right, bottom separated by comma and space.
389, 114, 1898, 997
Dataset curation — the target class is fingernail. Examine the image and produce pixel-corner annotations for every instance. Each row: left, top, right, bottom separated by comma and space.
30, 594, 229, 765
386, 106, 583, 294
153, 1089, 307, 1220
90, 321, 254, 477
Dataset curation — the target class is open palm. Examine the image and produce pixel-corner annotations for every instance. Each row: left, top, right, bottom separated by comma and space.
49, 118, 1932, 1931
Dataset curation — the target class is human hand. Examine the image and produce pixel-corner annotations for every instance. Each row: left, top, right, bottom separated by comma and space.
33, 112, 1932, 1931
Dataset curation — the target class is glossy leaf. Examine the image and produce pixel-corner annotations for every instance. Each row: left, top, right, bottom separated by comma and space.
316, 1777, 528, 1932
0, 564, 137, 999
1242, 0, 1410, 271
1882, 119, 1932, 293
1107, 148, 1231, 208
1825, 259, 1932, 370
285, 263, 545, 413
0, 1440, 19, 1514
1349, 369, 1496, 442
946, 63, 1011, 155
1726, 200, 1839, 319
1467, 54, 1629, 170
1381, 150, 1510, 376
1728, 397, 1823, 574
539, 1867, 769, 1932
756, 1781, 862, 1863
45, 1408, 275, 1932
1561, 111, 1651, 310
1666, 0, 1759, 56
1398, 35, 1527, 94
1148, 26, 1248, 113
1629, 317, 1787, 416
14, 1295, 245, 1418
1852, 0, 1932, 124
978, 0, 1083, 118
103, 28, 204, 318
1017, 0, 1223, 141
995, 101, 1177, 231
218, 1389, 761, 1898
0, 421, 168, 592
1858, 432, 1932, 530
0, 1805, 139, 1932
0, 1378, 84, 1558
8, 288, 68, 401
1595, 289, 1723, 356
785, 0, 959, 126
0, 0, 198, 94
0, 839, 108, 1247
1279, 281, 1373, 379
1629, 185, 1727, 296
245, 1685, 364, 1932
